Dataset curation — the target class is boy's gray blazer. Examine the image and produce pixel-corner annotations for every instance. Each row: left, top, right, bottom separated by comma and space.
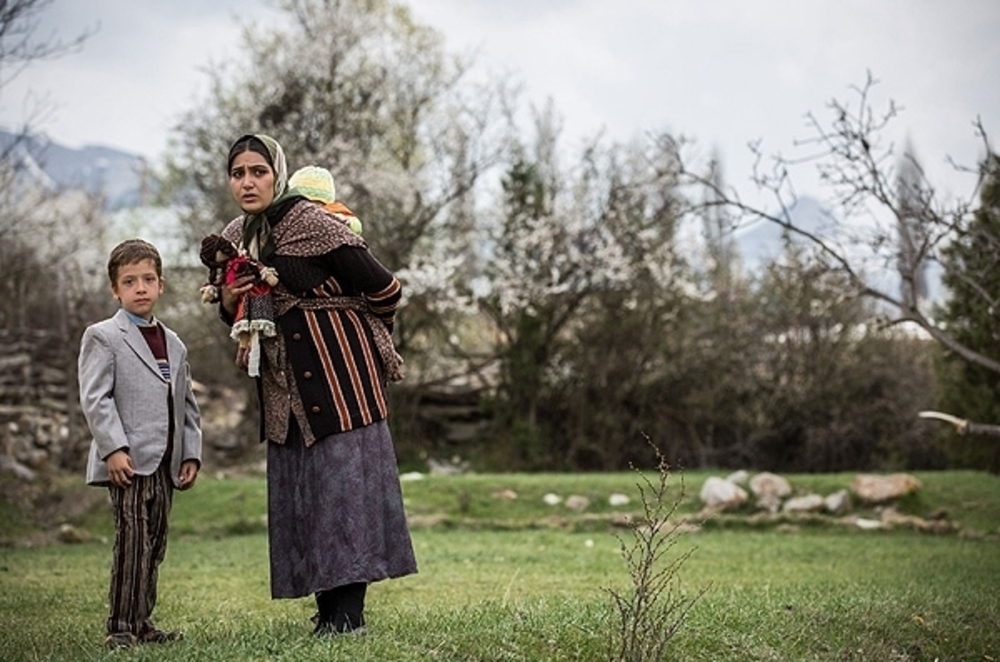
80, 308, 202, 487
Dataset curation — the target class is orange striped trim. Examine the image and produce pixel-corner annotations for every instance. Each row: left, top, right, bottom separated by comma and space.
367, 277, 401, 302
344, 310, 387, 416
305, 311, 351, 424
330, 312, 374, 426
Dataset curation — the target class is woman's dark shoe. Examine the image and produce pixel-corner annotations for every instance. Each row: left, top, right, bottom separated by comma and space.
312, 620, 367, 638
313, 583, 367, 637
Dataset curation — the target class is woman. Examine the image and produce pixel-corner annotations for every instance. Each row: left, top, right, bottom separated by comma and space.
217, 133, 416, 636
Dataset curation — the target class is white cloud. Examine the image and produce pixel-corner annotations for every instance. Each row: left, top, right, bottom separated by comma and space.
0, 0, 996, 202
0, 0, 282, 157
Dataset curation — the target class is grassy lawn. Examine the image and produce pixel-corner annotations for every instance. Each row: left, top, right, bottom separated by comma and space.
1, 469, 998, 660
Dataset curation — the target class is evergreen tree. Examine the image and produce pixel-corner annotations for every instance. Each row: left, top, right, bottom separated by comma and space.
896, 144, 930, 306
934, 153, 1000, 472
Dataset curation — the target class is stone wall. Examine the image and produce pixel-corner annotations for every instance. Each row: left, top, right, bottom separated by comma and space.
0, 327, 491, 482
0, 328, 264, 481
0, 329, 85, 480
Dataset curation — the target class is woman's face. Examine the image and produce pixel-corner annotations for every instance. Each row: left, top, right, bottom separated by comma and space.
229, 149, 275, 214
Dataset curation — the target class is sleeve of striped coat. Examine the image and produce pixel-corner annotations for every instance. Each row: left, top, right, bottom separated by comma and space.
321, 246, 401, 332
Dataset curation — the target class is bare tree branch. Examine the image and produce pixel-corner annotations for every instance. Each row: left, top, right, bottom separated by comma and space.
0, 0, 96, 87
919, 411, 1000, 438
675, 72, 1000, 375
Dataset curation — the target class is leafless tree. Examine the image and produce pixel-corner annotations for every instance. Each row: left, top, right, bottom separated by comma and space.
1, 0, 96, 222
677, 71, 995, 374
0, 0, 92, 85
0, 0, 98, 452
675, 72, 1000, 440
1, 0, 99, 305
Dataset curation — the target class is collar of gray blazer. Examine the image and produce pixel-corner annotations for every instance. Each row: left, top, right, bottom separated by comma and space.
114, 309, 171, 381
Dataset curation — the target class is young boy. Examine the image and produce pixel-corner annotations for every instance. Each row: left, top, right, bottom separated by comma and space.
79, 238, 202, 649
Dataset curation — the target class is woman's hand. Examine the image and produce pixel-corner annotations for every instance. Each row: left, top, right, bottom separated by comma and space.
220, 274, 257, 317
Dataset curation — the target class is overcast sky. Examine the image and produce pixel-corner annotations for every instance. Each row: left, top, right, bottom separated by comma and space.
2, 0, 998, 200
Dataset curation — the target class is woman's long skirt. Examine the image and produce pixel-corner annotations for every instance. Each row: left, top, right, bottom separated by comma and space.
266, 418, 418, 599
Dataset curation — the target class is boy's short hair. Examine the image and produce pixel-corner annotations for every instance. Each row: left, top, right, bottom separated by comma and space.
108, 239, 162, 285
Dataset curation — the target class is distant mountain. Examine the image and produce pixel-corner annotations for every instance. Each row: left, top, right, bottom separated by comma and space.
0, 129, 151, 210
734, 195, 944, 303
734, 196, 832, 273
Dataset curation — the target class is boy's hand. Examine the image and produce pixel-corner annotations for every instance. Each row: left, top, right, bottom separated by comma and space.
106, 450, 134, 488
177, 460, 200, 490
235, 344, 250, 371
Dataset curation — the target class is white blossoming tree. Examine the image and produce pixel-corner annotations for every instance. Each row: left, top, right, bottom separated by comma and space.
466, 108, 692, 468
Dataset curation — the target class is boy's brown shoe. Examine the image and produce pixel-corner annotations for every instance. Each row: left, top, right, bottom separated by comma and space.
142, 629, 183, 644
104, 632, 137, 649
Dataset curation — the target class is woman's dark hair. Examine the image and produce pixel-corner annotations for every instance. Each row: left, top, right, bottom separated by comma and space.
227, 134, 273, 172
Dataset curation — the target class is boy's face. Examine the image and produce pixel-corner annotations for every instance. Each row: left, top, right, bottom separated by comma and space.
112, 259, 163, 319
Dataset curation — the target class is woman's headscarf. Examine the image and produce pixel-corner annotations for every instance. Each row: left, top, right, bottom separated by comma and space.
228, 133, 299, 263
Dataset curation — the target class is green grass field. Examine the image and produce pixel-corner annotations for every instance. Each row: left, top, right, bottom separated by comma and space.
1, 469, 998, 661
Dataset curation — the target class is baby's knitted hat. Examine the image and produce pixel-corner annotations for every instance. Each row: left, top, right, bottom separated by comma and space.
289, 165, 336, 204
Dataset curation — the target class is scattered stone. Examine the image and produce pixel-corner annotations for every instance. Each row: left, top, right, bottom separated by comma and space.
57, 523, 94, 544
782, 494, 825, 513
726, 470, 750, 485
543, 493, 562, 506
0, 455, 36, 482
879, 507, 957, 534
564, 495, 591, 511
428, 456, 471, 476
749, 472, 792, 499
493, 489, 517, 501
824, 489, 852, 515
608, 493, 630, 507
926, 507, 949, 521
399, 471, 424, 482
854, 517, 882, 530
608, 512, 633, 527
699, 476, 748, 510
755, 493, 782, 514
851, 473, 922, 503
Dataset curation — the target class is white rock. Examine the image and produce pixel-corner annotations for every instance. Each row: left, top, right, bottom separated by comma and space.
543, 493, 562, 506
855, 518, 882, 530
699, 477, 748, 510
782, 494, 824, 513
824, 489, 852, 514
749, 472, 792, 498
726, 470, 750, 485
755, 493, 782, 513
608, 493, 630, 507
851, 474, 922, 503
